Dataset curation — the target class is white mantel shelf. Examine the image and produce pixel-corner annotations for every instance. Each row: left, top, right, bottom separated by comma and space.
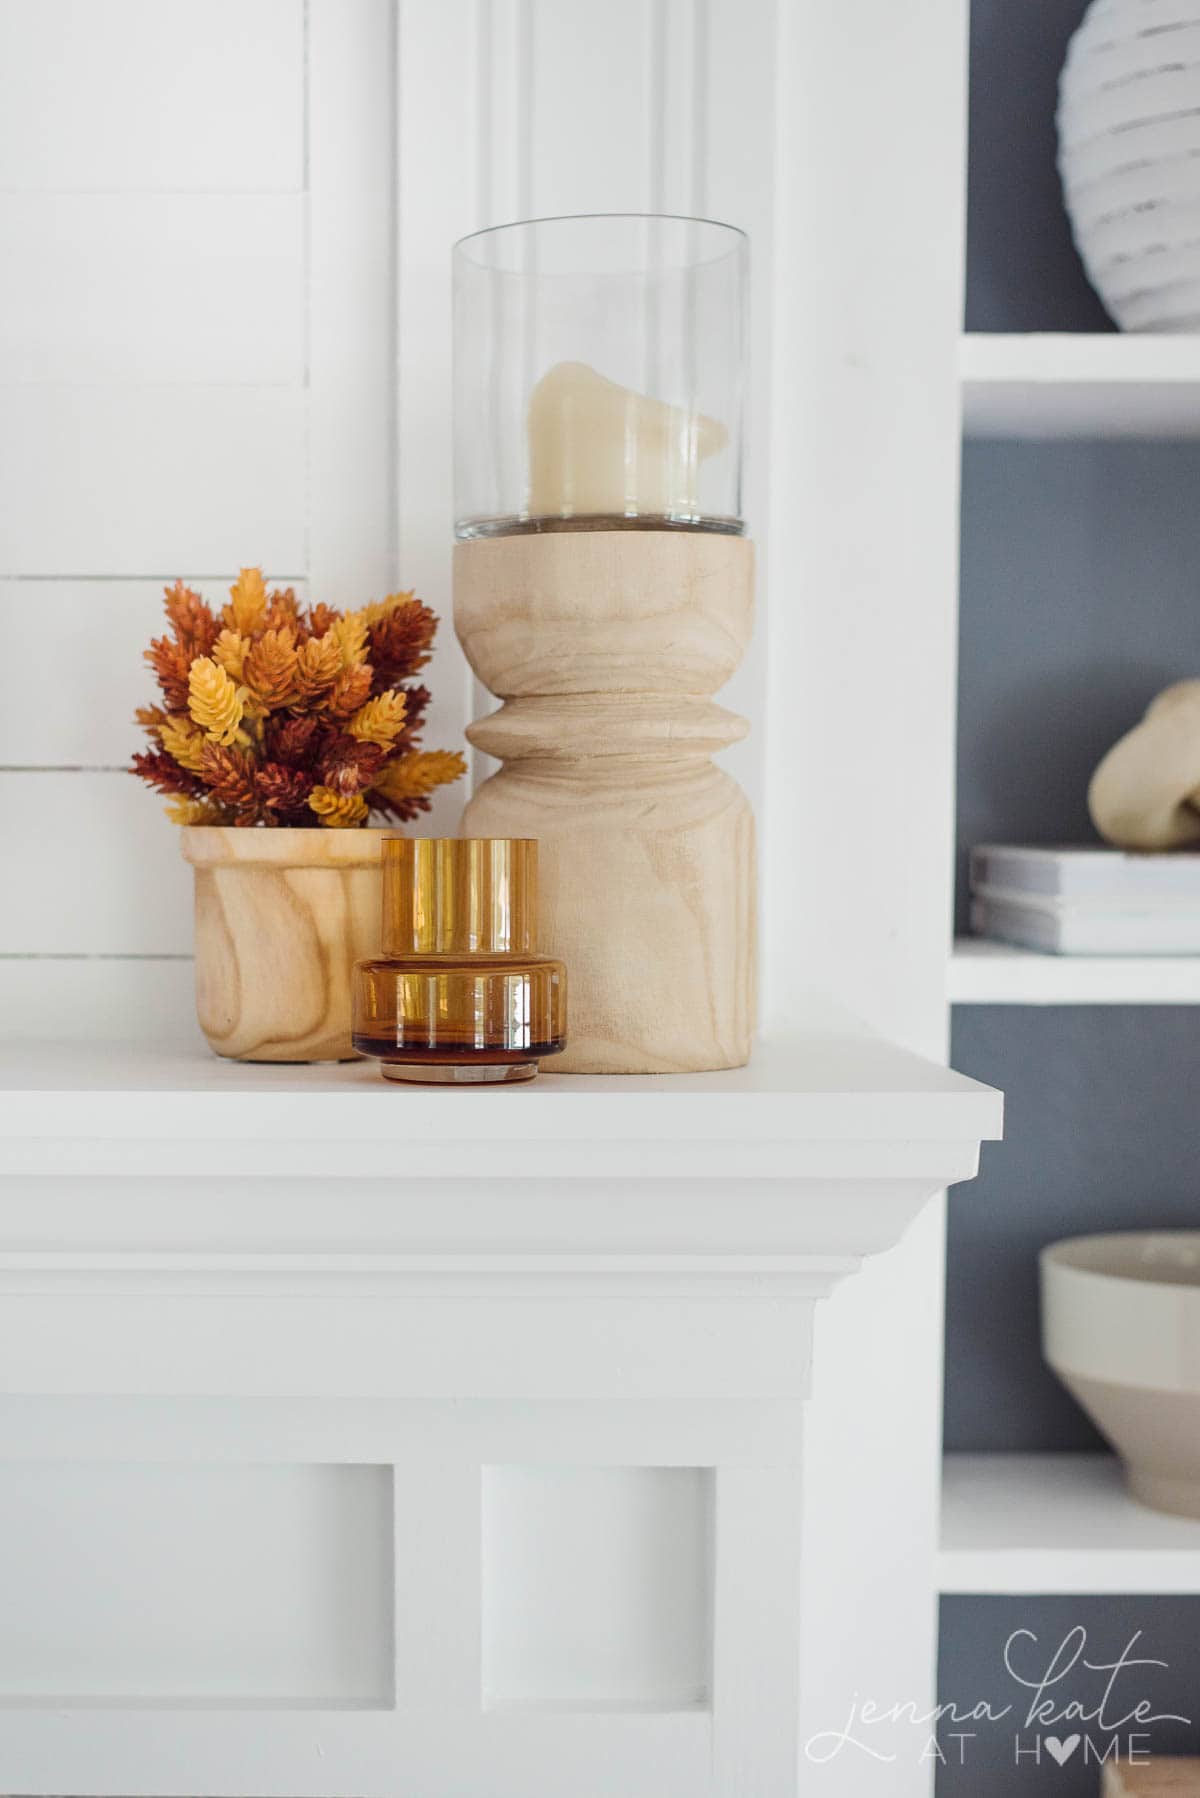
940, 1454, 1200, 1595
961, 331, 1200, 438
950, 938, 1200, 1005
0, 1026, 1002, 1182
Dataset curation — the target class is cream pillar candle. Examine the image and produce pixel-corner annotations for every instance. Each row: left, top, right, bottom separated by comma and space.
526, 360, 727, 522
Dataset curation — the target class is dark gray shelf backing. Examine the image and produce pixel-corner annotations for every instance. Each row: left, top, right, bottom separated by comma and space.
956, 440, 1200, 935
968, 0, 1113, 332
937, 1595, 1200, 1795
946, 1007, 1200, 1454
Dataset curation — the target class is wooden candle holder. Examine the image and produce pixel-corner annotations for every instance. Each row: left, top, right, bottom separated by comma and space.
455, 530, 756, 1074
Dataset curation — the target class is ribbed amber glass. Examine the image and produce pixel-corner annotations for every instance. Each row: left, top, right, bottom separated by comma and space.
352, 838, 566, 1084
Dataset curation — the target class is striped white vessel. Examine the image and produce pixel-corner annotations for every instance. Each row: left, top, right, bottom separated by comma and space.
1059, 0, 1200, 331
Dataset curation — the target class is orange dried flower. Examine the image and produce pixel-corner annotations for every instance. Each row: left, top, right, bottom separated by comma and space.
319, 733, 385, 796
371, 749, 467, 822
199, 742, 258, 813
144, 635, 193, 711
325, 663, 374, 720
368, 596, 437, 689
163, 581, 219, 659
264, 585, 302, 633
223, 567, 268, 637
295, 632, 341, 702
131, 748, 203, 798
255, 761, 312, 821
305, 601, 340, 639
243, 628, 300, 708
135, 704, 168, 735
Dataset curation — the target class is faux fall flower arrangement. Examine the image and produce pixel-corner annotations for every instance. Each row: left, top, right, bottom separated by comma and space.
131, 569, 465, 828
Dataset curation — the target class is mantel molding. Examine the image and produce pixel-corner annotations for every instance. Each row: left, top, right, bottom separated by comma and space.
0, 1025, 1002, 1189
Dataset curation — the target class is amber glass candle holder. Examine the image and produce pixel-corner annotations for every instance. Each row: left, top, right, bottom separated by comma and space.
351, 838, 566, 1085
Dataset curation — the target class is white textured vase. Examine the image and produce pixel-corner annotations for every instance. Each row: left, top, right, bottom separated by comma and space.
1059, 0, 1200, 331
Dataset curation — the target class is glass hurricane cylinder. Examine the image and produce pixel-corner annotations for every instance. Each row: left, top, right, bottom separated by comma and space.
453, 213, 746, 539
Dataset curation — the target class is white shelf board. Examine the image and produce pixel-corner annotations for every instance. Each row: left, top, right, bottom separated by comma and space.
950, 938, 1200, 1005
0, 1020, 1002, 1181
940, 1454, 1200, 1595
961, 332, 1200, 439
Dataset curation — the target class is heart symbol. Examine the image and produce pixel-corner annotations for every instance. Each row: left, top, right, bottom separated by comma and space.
1044, 1734, 1081, 1767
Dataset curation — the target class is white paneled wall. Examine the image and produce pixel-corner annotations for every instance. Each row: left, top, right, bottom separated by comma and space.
0, 0, 422, 1020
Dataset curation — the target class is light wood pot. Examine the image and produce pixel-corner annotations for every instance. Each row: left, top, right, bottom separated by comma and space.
180, 827, 386, 1062
455, 530, 757, 1075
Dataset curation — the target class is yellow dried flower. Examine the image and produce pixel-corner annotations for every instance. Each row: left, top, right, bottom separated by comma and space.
159, 713, 208, 774
212, 628, 250, 681
332, 609, 369, 668
308, 785, 369, 828
188, 656, 246, 746
373, 748, 466, 803
348, 690, 408, 749
223, 567, 268, 637
164, 796, 226, 826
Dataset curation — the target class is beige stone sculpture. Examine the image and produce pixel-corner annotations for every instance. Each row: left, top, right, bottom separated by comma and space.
454, 529, 756, 1074
1089, 680, 1200, 850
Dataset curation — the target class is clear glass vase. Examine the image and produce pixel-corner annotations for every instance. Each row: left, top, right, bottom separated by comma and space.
453, 213, 746, 540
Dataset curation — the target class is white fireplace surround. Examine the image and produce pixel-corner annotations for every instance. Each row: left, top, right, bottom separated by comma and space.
0, 0, 981, 1793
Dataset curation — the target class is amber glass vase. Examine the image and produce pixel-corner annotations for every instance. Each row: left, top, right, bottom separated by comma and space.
352, 838, 566, 1085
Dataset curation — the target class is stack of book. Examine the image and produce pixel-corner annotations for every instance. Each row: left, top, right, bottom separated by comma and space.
970, 845, 1200, 955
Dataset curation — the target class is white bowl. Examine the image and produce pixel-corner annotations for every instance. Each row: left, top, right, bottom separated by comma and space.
1042, 1232, 1200, 1519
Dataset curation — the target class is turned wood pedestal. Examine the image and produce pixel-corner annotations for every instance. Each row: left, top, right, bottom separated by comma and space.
454, 531, 756, 1074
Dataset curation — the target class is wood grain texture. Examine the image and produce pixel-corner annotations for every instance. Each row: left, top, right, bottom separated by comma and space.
455, 529, 753, 697
456, 532, 756, 1074
181, 828, 386, 1062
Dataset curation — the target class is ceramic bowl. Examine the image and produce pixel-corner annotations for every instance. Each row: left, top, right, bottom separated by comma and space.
1041, 1232, 1200, 1519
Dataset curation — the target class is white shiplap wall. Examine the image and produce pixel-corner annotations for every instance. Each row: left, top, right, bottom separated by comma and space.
0, 0, 417, 1018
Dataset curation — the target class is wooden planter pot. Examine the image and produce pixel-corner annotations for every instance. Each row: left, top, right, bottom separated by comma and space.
180, 828, 386, 1062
